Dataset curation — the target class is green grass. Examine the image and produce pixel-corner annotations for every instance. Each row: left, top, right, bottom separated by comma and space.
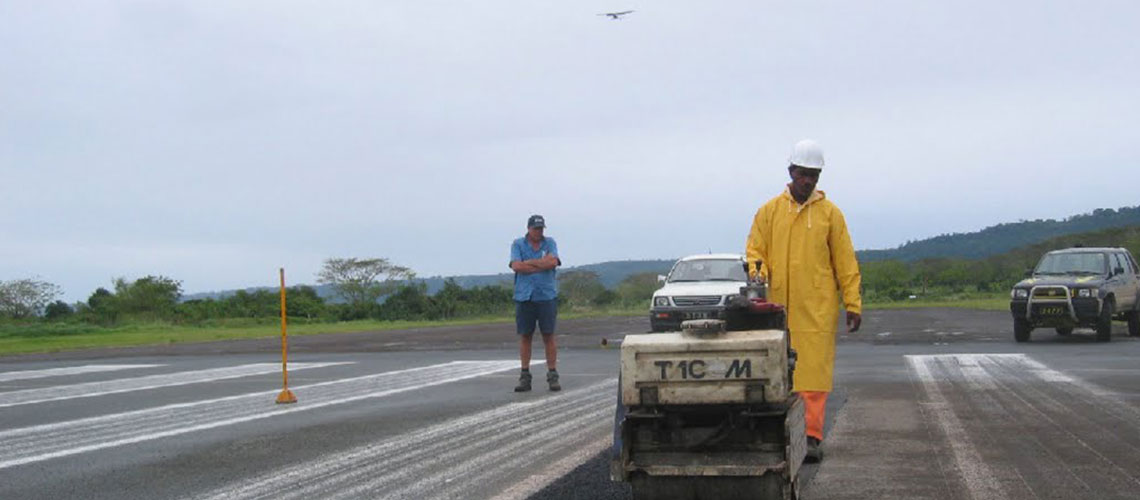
0, 299, 1003, 356
0, 318, 494, 356
0, 306, 650, 356
864, 295, 1008, 311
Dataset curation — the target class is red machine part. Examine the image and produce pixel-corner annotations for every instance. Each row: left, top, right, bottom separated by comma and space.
748, 297, 785, 314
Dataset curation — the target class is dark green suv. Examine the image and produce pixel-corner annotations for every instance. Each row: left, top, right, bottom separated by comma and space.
1009, 247, 1140, 342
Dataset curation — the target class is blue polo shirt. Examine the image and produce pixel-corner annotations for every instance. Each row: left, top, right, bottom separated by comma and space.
510, 236, 559, 302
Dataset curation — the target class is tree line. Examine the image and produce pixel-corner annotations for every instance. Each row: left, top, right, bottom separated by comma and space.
0, 258, 663, 326
861, 225, 1140, 301
4, 225, 1137, 326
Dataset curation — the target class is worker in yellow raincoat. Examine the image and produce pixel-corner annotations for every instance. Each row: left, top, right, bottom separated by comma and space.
745, 139, 862, 463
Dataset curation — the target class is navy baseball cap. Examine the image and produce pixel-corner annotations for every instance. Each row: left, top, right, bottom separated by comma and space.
527, 215, 546, 228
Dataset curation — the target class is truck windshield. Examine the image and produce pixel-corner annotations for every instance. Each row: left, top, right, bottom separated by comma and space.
1034, 253, 1106, 276
668, 259, 747, 282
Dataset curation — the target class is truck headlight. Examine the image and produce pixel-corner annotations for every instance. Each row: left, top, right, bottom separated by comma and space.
1012, 289, 1029, 299
654, 296, 670, 307
724, 294, 740, 305
1076, 288, 1092, 298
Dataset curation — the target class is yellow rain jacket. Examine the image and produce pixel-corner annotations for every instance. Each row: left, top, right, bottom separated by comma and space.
745, 188, 862, 392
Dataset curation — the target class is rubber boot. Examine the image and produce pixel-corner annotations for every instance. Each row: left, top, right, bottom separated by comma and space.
805, 436, 823, 463
514, 370, 532, 392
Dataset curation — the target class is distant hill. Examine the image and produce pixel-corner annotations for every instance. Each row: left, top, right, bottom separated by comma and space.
981, 224, 1140, 273
408, 259, 676, 293
184, 259, 676, 302
857, 206, 1140, 262
186, 206, 1140, 301
565, 259, 676, 288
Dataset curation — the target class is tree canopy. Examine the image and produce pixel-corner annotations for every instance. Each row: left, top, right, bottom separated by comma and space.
316, 257, 415, 307
0, 278, 62, 319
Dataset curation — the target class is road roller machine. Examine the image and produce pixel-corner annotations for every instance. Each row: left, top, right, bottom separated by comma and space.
612, 274, 804, 499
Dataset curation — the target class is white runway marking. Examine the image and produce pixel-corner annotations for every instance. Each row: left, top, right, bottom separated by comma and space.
907, 354, 1008, 500
493, 434, 612, 500
907, 353, 1140, 499
0, 364, 160, 383
0, 362, 348, 408
0, 360, 523, 470
192, 377, 614, 500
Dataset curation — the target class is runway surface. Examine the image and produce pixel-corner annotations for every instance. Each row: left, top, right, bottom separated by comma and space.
1, 309, 1138, 499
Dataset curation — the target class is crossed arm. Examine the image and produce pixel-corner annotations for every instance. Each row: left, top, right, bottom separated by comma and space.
510, 253, 560, 274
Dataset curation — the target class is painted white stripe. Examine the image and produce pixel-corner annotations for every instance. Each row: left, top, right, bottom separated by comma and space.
379, 383, 610, 500
0, 360, 526, 470
492, 434, 611, 500
0, 362, 349, 408
953, 354, 998, 390
906, 354, 1007, 500
0, 364, 161, 383
972, 354, 1140, 492
191, 377, 613, 500
1013, 356, 1077, 383
910, 353, 1140, 498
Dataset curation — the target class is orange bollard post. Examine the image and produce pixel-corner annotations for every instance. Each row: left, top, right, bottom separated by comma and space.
276, 267, 298, 404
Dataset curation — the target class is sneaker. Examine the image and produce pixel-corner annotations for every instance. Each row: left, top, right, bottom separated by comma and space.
514, 371, 532, 392
805, 437, 823, 463
547, 370, 561, 392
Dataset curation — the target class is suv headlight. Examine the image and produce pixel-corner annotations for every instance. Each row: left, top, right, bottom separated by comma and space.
1075, 288, 1092, 298
1012, 289, 1029, 299
653, 296, 670, 307
724, 294, 740, 305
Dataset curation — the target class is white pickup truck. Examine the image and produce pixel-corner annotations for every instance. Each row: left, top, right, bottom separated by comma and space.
650, 254, 749, 332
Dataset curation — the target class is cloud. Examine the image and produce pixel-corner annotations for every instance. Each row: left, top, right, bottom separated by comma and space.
2, 0, 1138, 301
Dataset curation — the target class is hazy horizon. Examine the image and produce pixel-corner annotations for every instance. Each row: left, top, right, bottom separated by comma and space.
4, 1, 1138, 302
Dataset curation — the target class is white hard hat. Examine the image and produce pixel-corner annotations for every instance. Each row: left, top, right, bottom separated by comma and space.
788, 139, 825, 169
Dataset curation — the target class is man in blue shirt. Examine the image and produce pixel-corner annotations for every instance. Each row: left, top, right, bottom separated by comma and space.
509, 214, 562, 392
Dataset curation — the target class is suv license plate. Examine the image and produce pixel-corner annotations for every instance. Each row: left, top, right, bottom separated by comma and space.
683, 312, 712, 320
1039, 306, 1065, 316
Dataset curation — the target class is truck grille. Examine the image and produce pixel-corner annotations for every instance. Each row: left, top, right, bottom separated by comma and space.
672, 296, 722, 306
1032, 287, 1068, 298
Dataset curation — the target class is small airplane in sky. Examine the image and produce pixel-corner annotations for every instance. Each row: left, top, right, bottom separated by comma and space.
598, 10, 634, 20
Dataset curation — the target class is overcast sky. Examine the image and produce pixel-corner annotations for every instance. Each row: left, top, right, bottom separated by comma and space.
2, 1, 1138, 302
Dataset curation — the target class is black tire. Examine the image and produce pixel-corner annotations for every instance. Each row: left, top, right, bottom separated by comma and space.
1055, 326, 1073, 336
1014, 318, 1032, 343
1096, 298, 1114, 342
1128, 307, 1139, 337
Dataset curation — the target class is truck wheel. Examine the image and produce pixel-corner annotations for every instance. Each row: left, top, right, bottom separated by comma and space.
1055, 326, 1073, 336
1128, 307, 1139, 337
1096, 298, 1114, 342
1014, 318, 1032, 343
